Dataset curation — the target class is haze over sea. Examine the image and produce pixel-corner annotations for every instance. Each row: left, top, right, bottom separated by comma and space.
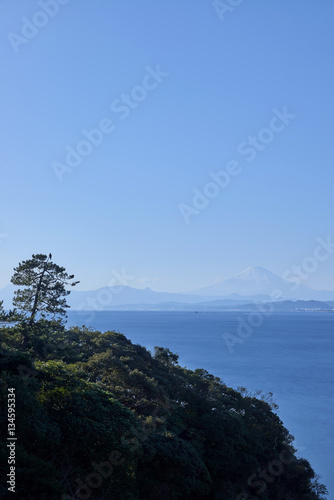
67, 310, 334, 498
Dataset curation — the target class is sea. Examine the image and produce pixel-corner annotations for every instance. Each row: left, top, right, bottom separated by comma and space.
67, 310, 334, 498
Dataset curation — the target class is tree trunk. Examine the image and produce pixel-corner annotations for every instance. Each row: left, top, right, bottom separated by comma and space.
26, 261, 47, 338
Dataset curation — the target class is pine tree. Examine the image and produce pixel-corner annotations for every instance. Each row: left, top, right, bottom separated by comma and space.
10, 254, 78, 347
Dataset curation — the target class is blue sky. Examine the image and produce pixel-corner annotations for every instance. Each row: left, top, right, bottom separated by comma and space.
1, 0, 334, 292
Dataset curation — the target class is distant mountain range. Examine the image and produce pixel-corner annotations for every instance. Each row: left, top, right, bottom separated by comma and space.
1, 266, 334, 311
189, 266, 334, 301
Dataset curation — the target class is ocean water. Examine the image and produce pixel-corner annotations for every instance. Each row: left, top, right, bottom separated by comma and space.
67, 310, 334, 498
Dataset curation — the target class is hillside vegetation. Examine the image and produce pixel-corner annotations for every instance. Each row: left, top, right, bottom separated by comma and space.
0, 321, 328, 499
0, 254, 327, 499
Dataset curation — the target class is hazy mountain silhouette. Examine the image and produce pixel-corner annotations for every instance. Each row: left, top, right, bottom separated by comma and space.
1, 266, 334, 310
190, 266, 334, 301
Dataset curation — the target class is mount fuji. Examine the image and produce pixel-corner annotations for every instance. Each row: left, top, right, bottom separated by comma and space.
189, 266, 334, 301
1, 266, 334, 310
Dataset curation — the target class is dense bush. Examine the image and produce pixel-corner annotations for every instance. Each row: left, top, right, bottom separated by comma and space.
0, 322, 328, 499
